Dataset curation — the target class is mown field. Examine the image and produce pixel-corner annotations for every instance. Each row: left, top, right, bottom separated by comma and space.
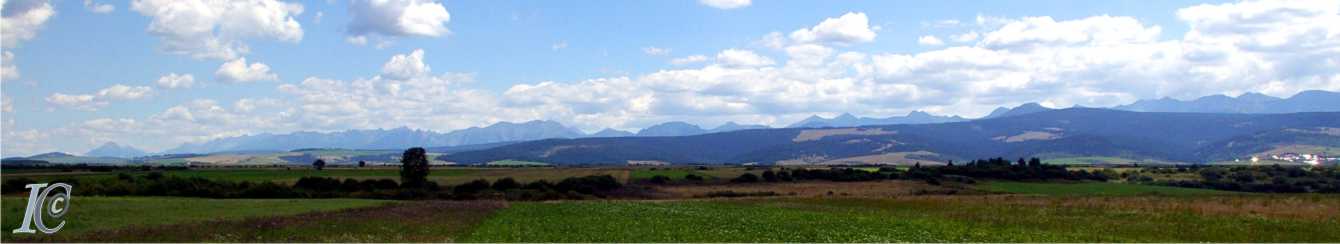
2, 167, 633, 185
464, 196, 1340, 242
0, 197, 388, 242
3, 168, 1338, 242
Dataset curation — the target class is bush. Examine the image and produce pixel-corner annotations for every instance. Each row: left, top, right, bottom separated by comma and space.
684, 174, 704, 182
731, 173, 760, 183
2, 178, 36, 194
454, 179, 492, 195
492, 177, 521, 191
648, 175, 671, 184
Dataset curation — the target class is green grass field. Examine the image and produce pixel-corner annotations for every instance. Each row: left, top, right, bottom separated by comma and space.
629, 168, 710, 180
978, 181, 1235, 196
1044, 156, 1182, 165
1, 196, 388, 242
462, 197, 1338, 242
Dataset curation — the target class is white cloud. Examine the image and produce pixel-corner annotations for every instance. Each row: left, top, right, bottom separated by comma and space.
978, 15, 1161, 50
921, 19, 961, 28
155, 73, 196, 89
345, 35, 368, 45
130, 0, 304, 60
698, 0, 750, 9
381, 49, 430, 79
643, 47, 671, 56
2, 0, 56, 48
951, 31, 979, 42
756, 32, 787, 49
96, 84, 154, 100
551, 41, 568, 51
44, 84, 154, 111
789, 12, 877, 45
215, 58, 279, 83
347, 0, 451, 40
715, 49, 774, 67
1, 95, 12, 113
83, 0, 114, 13
670, 55, 709, 65
918, 35, 944, 46
45, 93, 99, 110
2, 51, 18, 81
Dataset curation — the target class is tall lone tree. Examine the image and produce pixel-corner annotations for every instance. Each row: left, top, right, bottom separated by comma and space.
400, 147, 431, 188
312, 159, 326, 170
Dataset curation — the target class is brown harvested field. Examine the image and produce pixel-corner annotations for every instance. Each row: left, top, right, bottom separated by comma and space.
792, 128, 897, 142
438, 167, 631, 185
13, 201, 510, 243
655, 180, 974, 198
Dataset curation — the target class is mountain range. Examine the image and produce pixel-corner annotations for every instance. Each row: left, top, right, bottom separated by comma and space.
787, 111, 967, 128
29, 90, 1340, 158
444, 108, 1340, 165
1113, 90, 1340, 113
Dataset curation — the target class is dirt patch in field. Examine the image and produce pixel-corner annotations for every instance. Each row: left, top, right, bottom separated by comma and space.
793, 128, 896, 142
994, 131, 1062, 142
656, 180, 972, 198
17, 201, 509, 242
819, 151, 942, 165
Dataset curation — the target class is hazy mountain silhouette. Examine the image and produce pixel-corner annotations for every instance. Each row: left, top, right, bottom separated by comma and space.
85, 142, 147, 158
788, 111, 966, 128
1113, 90, 1340, 113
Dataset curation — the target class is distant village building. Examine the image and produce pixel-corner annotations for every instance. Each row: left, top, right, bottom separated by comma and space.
627, 160, 669, 166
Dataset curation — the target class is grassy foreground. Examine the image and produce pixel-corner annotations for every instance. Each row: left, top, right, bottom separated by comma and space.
1, 196, 388, 242
464, 197, 1339, 242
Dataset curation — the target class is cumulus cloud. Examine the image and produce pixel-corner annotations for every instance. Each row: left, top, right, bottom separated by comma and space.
670, 55, 708, 65
84, 0, 114, 13
2, 51, 18, 81
381, 49, 430, 79
155, 73, 195, 89
45, 84, 154, 111
347, 0, 451, 40
215, 58, 278, 83
978, 15, 1161, 50
918, 35, 944, 46
789, 12, 877, 45
643, 47, 671, 56
951, 31, 979, 43
715, 49, 774, 67
130, 0, 304, 60
2, 0, 56, 48
699, 0, 750, 9
2, 95, 12, 113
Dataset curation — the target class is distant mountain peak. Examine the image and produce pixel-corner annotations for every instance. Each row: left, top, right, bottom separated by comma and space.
30, 152, 75, 158
589, 128, 635, 138
85, 142, 146, 158
1113, 89, 1339, 114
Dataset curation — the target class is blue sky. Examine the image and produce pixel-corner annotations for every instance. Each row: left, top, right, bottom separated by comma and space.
2, 0, 1338, 155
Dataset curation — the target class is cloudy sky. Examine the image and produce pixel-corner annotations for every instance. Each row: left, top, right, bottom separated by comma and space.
2, 0, 1338, 156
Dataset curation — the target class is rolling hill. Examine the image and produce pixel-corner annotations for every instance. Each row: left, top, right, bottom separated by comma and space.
441, 108, 1340, 165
